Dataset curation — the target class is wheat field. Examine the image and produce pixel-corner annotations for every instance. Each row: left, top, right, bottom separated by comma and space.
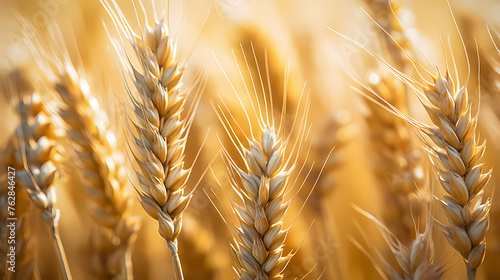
0, 0, 499, 279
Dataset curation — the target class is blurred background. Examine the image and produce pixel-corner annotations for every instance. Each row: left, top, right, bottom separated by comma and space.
0, 0, 499, 279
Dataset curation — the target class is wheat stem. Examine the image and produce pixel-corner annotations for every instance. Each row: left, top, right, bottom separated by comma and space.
49, 209, 72, 280
168, 241, 184, 280
466, 262, 476, 280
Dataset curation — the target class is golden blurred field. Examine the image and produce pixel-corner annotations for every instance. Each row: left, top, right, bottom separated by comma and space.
0, 0, 499, 279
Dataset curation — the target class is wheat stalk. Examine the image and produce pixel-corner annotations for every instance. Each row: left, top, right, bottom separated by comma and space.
102, 1, 194, 278
53, 63, 139, 279
15, 93, 72, 280
337, 4, 493, 277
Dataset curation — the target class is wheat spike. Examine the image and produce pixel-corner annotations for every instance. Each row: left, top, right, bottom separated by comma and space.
423, 72, 492, 279
339, 5, 492, 277
354, 201, 444, 280
363, 0, 412, 71
362, 0, 424, 245
53, 63, 139, 279
211, 45, 314, 279
102, 1, 193, 278
303, 110, 351, 279
14, 93, 72, 280
364, 72, 423, 245
359, 43, 491, 280
222, 128, 294, 280
0, 73, 37, 280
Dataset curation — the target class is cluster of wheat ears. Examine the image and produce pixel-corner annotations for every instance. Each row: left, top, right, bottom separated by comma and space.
0, 0, 499, 279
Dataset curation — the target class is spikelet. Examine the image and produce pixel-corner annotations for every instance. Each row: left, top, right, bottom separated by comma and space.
102, 1, 193, 278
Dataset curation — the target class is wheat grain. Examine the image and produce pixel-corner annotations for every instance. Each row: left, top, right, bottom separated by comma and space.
102, 1, 193, 278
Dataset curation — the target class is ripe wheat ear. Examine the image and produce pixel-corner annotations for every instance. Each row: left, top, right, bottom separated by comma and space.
344, 18, 492, 280
102, 1, 203, 279
15, 93, 72, 280
208, 45, 318, 279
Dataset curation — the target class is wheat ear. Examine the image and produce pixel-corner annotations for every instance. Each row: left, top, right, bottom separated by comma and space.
1, 74, 36, 279
305, 111, 351, 279
362, 0, 424, 245
362, 54, 491, 280
364, 72, 423, 245
15, 93, 72, 280
363, 0, 412, 71
53, 64, 139, 279
220, 128, 294, 280
422, 72, 491, 279
102, 1, 192, 278
339, 6, 492, 277
354, 202, 444, 280
214, 123, 312, 279
210, 46, 315, 279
